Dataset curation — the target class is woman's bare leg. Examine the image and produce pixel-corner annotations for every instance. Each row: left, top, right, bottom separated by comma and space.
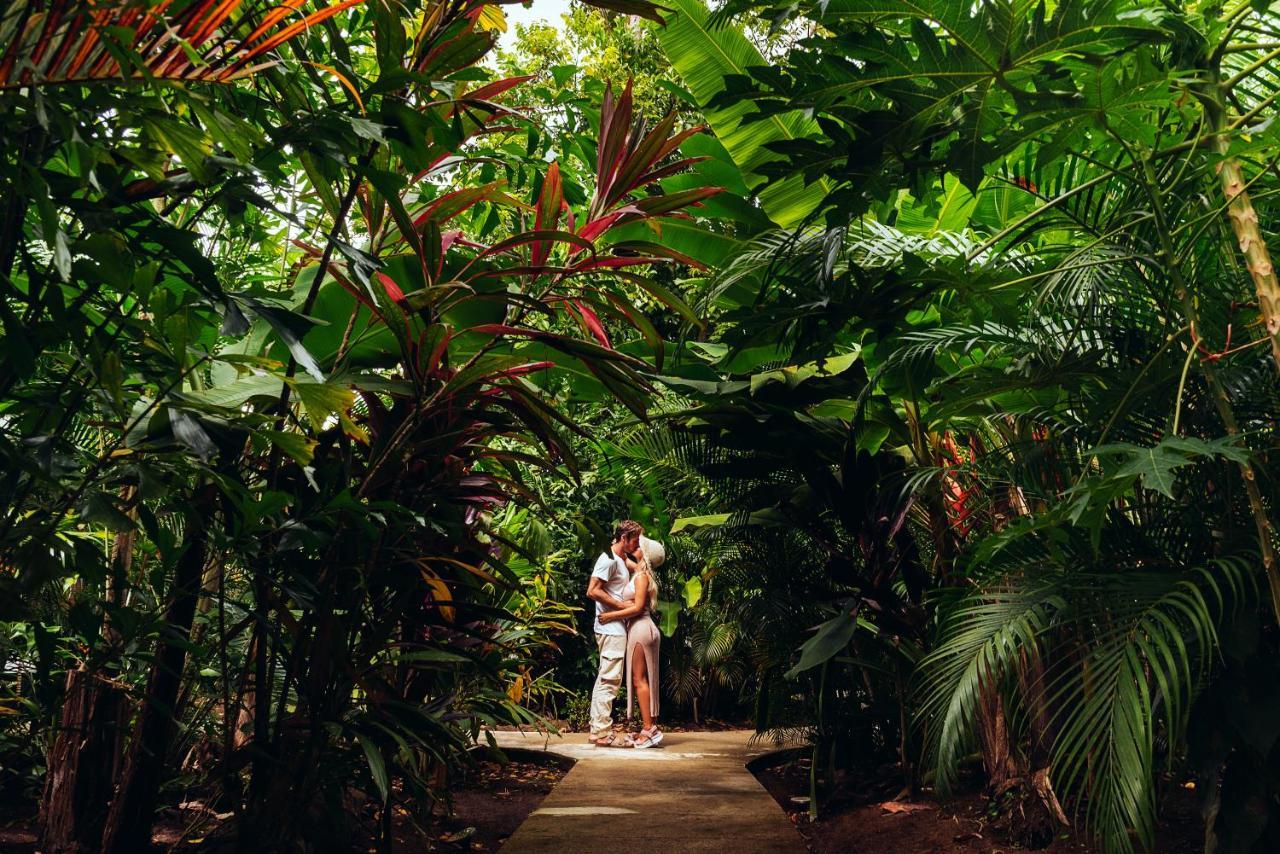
631, 643, 654, 732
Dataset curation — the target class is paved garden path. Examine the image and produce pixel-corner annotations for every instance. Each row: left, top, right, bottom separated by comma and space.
488, 729, 804, 853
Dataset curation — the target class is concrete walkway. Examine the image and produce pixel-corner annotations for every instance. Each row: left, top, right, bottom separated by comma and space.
487, 729, 804, 853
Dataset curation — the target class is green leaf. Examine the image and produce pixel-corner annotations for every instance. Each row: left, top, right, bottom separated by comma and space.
748, 349, 862, 395
142, 115, 213, 183
52, 230, 72, 281
670, 508, 788, 533
654, 0, 828, 227
682, 575, 703, 608
606, 219, 739, 269
261, 430, 317, 466
246, 299, 325, 382
785, 601, 858, 678
78, 492, 135, 532
168, 409, 218, 462
358, 735, 390, 803
656, 600, 681, 636
183, 374, 285, 410
1088, 436, 1251, 500
670, 513, 730, 534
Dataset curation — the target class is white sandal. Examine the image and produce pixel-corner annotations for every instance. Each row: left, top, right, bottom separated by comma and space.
630, 727, 663, 749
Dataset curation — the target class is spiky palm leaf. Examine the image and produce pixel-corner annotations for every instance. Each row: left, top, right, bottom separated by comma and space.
918, 541, 1252, 852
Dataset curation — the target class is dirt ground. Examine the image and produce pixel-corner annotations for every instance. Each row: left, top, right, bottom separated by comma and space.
433, 752, 572, 852
752, 756, 1204, 854
2, 745, 1206, 853
0, 750, 570, 853
0, 800, 37, 852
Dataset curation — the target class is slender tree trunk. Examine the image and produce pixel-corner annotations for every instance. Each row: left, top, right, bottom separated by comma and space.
40, 499, 136, 853
975, 661, 1066, 847
99, 487, 214, 853
40, 666, 126, 853
231, 632, 259, 751
976, 677, 1018, 790
1018, 648, 1069, 827
1135, 149, 1280, 624
239, 548, 351, 850
1217, 150, 1280, 369
1211, 152, 1280, 619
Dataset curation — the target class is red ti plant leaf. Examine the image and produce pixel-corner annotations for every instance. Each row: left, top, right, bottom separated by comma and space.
593, 81, 635, 218
575, 206, 641, 244
0, 0, 371, 88
376, 272, 405, 303
422, 326, 453, 379
411, 181, 507, 230
532, 162, 564, 268
581, 81, 722, 245
635, 153, 712, 187
633, 187, 722, 216
603, 111, 679, 208
467, 230, 596, 268
459, 74, 534, 106
441, 230, 484, 253
569, 255, 667, 273
570, 300, 612, 348
609, 240, 707, 269
486, 361, 556, 380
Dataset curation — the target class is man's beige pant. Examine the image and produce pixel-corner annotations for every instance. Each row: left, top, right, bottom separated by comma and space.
590, 633, 626, 738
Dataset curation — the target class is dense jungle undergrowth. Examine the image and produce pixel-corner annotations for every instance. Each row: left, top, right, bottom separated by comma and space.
3, 0, 1280, 852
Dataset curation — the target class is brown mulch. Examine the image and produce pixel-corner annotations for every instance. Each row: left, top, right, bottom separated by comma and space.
752, 756, 1204, 854
0, 804, 38, 853
0, 751, 571, 854
431, 752, 571, 853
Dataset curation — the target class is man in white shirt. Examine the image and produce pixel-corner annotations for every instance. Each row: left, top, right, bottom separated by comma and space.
585, 520, 642, 746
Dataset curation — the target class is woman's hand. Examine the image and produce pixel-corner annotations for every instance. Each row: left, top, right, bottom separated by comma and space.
599, 600, 635, 624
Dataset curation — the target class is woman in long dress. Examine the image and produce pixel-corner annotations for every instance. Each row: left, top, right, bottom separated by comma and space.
597, 536, 664, 748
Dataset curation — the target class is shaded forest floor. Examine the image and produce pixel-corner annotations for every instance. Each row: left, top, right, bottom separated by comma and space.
753, 756, 1204, 854
0, 752, 571, 853
2, 740, 1206, 853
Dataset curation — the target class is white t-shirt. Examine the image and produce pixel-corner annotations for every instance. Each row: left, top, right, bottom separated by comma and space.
591, 550, 629, 636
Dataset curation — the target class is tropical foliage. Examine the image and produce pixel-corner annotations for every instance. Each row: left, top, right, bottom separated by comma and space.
0, 0, 719, 848
4, 0, 1280, 852
639, 0, 1280, 850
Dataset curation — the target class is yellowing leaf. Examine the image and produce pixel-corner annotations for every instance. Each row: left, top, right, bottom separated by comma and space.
420, 569, 456, 622
477, 6, 507, 32
289, 380, 355, 431
425, 556, 501, 584
262, 430, 317, 465
339, 411, 370, 444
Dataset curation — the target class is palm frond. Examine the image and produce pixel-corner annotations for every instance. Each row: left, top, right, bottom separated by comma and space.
918, 550, 1253, 853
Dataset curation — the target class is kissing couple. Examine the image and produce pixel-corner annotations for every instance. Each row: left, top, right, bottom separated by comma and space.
585, 520, 665, 748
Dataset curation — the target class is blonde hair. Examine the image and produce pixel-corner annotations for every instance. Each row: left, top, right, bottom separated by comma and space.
636, 536, 664, 611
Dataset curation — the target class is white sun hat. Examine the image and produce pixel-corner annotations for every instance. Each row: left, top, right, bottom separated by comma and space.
638, 535, 666, 569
